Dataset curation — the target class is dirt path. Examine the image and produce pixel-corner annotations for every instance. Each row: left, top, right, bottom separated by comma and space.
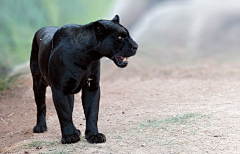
1, 62, 240, 153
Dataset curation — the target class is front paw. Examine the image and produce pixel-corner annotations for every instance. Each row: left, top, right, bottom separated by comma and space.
33, 125, 47, 133
61, 133, 80, 144
86, 133, 106, 143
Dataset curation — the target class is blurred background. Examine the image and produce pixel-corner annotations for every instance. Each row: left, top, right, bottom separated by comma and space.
0, 0, 240, 82
1, 0, 240, 151
0, 0, 112, 75
111, 0, 240, 65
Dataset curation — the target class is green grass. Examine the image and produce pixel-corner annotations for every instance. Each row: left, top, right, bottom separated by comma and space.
23, 140, 76, 154
164, 113, 210, 124
23, 141, 57, 149
139, 113, 211, 130
23, 140, 81, 153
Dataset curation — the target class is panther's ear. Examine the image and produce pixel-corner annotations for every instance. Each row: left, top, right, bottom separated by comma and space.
112, 15, 120, 23
93, 21, 106, 36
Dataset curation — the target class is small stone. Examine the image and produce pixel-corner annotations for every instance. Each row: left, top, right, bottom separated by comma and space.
36, 146, 42, 150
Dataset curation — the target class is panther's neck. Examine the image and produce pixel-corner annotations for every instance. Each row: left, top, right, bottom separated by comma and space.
73, 24, 103, 70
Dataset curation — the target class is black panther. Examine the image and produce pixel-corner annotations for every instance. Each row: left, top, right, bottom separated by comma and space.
30, 15, 138, 144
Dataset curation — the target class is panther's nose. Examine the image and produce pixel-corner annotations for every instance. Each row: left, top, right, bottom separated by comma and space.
132, 45, 138, 50
131, 43, 138, 56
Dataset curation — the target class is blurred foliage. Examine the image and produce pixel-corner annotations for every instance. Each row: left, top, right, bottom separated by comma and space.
0, 74, 18, 95
0, 0, 113, 74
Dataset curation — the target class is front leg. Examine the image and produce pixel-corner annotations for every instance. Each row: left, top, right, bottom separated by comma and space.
82, 82, 106, 143
51, 87, 80, 144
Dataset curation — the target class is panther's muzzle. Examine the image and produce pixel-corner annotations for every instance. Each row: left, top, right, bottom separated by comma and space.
111, 44, 138, 68
112, 56, 129, 68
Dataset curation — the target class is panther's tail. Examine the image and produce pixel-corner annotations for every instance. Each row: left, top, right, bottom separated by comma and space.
30, 33, 40, 75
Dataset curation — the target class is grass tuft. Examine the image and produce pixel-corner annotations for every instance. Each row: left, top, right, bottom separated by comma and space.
139, 113, 211, 130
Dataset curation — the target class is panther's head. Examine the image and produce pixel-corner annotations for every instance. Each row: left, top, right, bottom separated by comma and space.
94, 15, 138, 68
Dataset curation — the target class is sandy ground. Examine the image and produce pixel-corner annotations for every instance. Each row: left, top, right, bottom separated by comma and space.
1, 60, 240, 153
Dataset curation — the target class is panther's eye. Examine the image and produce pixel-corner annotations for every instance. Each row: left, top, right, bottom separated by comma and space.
118, 36, 122, 40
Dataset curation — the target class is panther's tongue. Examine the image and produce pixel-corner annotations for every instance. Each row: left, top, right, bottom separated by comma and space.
122, 57, 129, 62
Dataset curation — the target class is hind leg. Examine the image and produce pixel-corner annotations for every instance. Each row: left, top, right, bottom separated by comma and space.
31, 62, 48, 133
33, 78, 47, 133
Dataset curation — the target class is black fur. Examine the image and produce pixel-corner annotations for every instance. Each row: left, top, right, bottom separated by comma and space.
30, 15, 138, 144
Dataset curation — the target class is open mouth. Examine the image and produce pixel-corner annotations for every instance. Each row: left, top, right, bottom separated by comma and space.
113, 56, 129, 68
